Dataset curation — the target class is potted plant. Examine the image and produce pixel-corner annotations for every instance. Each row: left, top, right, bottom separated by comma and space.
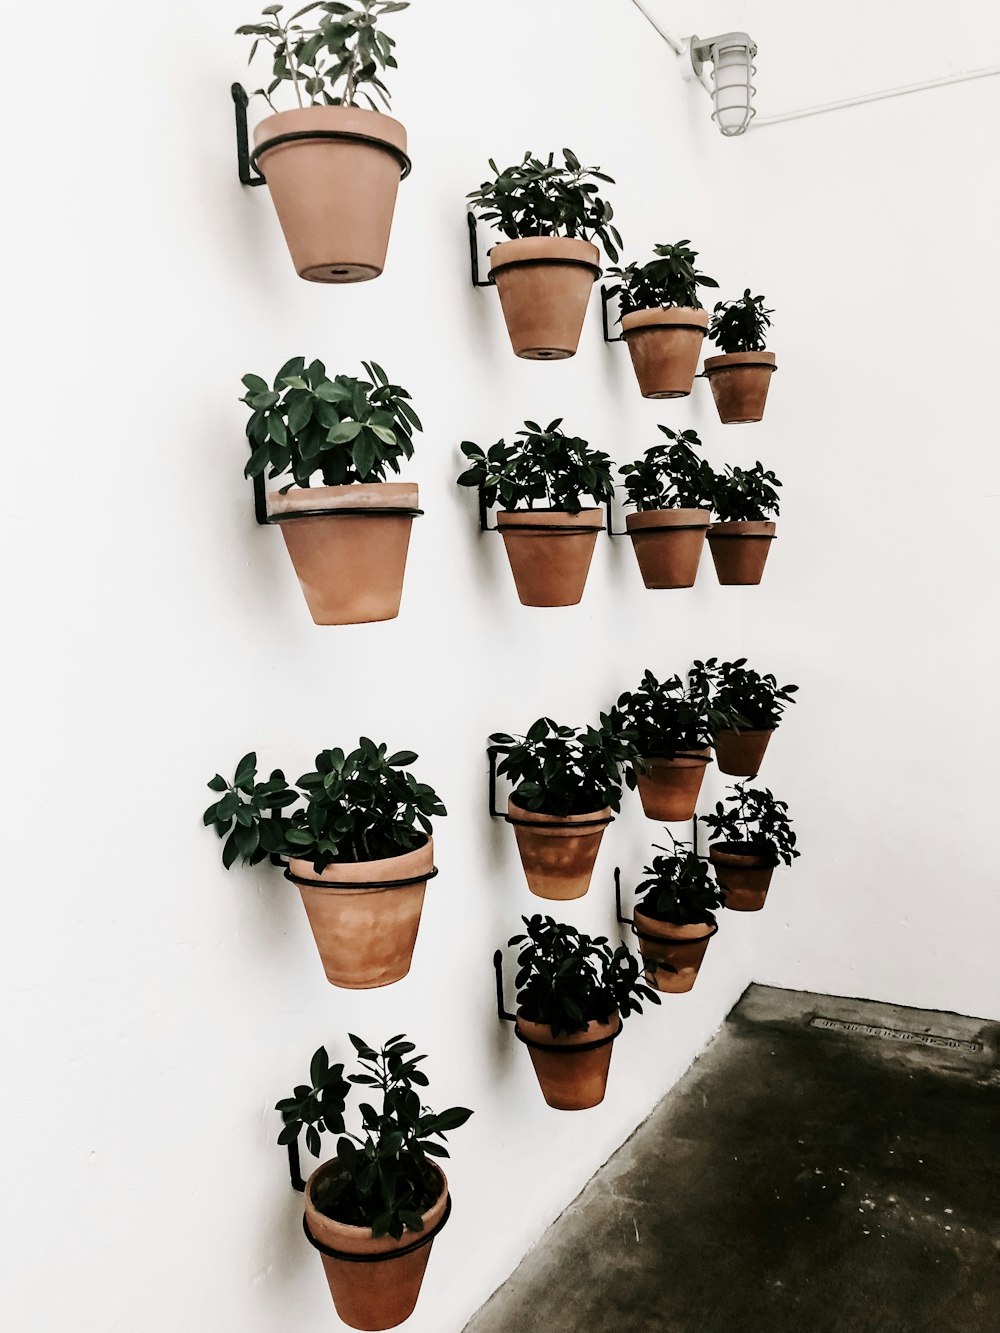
701, 781, 800, 911
242, 356, 423, 624
630, 833, 726, 993
467, 150, 621, 359
276, 1034, 472, 1330
457, 420, 614, 606
508, 914, 659, 1109
705, 289, 777, 424
236, 2, 412, 282
203, 741, 446, 987
705, 657, 799, 776
489, 717, 630, 900
618, 426, 713, 589
703, 459, 782, 586
608, 240, 718, 398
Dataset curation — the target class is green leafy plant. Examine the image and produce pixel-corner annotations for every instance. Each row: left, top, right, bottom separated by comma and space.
608, 240, 718, 315
204, 740, 446, 872
457, 419, 615, 515
237, 1, 410, 112
704, 658, 799, 732
467, 150, 622, 261
241, 357, 422, 491
618, 426, 712, 511
608, 665, 735, 773
700, 782, 799, 866
490, 717, 632, 817
634, 832, 725, 924
704, 461, 782, 522
709, 289, 774, 354
511, 914, 659, 1036
275, 1035, 472, 1239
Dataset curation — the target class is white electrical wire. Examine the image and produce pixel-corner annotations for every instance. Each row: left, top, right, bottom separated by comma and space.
628, 0, 686, 56
753, 66, 1000, 128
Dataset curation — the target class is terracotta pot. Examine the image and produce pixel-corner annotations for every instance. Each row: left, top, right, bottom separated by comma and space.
706, 520, 776, 586
704, 351, 777, 424
496, 509, 603, 607
710, 841, 777, 912
516, 1011, 620, 1110
305, 1159, 447, 1330
508, 798, 610, 900
634, 751, 711, 822
489, 237, 601, 359
621, 307, 709, 398
268, 482, 417, 626
625, 509, 710, 589
632, 910, 717, 993
713, 728, 774, 777
253, 105, 407, 283
288, 837, 433, 989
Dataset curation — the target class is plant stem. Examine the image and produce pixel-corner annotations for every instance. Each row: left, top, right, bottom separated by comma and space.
279, 19, 305, 107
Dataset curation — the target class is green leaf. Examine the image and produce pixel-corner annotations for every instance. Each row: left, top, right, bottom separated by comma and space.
327, 420, 362, 444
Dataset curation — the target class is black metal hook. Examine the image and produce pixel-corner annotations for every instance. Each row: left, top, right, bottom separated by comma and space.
287, 1139, 306, 1192
468, 213, 494, 288
493, 949, 516, 1023
233, 83, 267, 187
614, 867, 634, 927
601, 285, 625, 343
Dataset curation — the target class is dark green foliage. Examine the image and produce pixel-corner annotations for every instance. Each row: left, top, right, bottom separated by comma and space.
704, 658, 799, 732
608, 665, 736, 775
709, 289, 773, 354
276, 1035, 472, 1239
242, 357, 421, 491
457, 419, 615, 515
618, 426, 712, 511
467, 150, 622, 262
510, 914, 659, 1036
490, 717, 632, 817
608, 240, 718, 315
703, 460, 782, 521
635, 832, 725, 925
701, 781, 800, 866
204, 740, 446, 873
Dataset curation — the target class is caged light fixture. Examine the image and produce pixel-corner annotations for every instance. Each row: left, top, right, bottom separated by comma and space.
690, 32, 758, 136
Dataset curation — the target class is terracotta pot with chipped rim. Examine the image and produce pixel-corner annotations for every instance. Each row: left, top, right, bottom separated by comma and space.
621, 307, 709, 398
515, 1011, 620, 1109
634, 750, 711, 822
706, 520, 776, 586
713, 727, 774, 777
710, 841, 778, 912
304, 1159, 447, 1330
268, 481, 417, 625
489, 236, 601, 359
508, 797, 610, 900
625, 508, 710, 589
704, 351, 777, 424
288, 836, 433, 988
496, 508, 603, 607
632, 910, 717, 993
253, 105, 407, 283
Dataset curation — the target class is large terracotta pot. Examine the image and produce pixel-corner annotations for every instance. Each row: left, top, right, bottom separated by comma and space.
508, 798, 610, 900
253, 105, 408, 282
713, 728, 774, 777
632, 910, 717, 993
634, 750, 711, 822
304, 1160, 447, 1330
516, 1011, 620, 1110
704, 351, 777, 424
710, 841, 777, 912
621, 307, 709, 398
706, 520, 776, 586
496, 509, 603, 606
625, 509, 710, 589
268, 482, 418, 626
489, 237, 601, 359
287, 837, 433, 988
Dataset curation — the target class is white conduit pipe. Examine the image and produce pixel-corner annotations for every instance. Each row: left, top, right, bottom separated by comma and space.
752, 66, 1000, 127
628, 0, 686, 56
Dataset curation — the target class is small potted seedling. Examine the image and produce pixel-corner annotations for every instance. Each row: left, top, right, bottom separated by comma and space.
242, 356, 423, 624
467, 150, 621, 359
629, 833, 726, 993
701, 781, 800, 911
618, 426, 713, 589
457, 420, 614, 606
705, 289, 777, 423
236, 2, 412, 282
489, 717, 630, 899
276, 1035, 472, 1330
204, 741, 446, 987
705, 657, 799, 776
608, 240, 718, 398
703, 459, 782, 586
508, 914, 659, 1109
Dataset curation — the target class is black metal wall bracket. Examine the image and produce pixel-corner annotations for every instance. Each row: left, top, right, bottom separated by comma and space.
233, 83, 267, 187
477, 483, 618, 540
614, 866, 634, 927
468, 213, 494, 288
287, 1138, 306, 1192
601, 285, 624, 343
493, 949, 516, 1023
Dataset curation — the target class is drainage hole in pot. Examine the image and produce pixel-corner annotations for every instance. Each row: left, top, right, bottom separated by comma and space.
331, 267, 350, 276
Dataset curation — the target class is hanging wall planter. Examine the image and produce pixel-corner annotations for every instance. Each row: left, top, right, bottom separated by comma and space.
703, 460, 783, 587
702, 781, 800, 912
496, 509, 604, 606
706, 658, 799, 778
619, 426, 712, 588
634, 751, 711, 821
705, 290, 777, 423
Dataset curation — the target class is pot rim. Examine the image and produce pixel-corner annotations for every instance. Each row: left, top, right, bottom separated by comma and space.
304, 1158, 447, 1254
621, 306, 710, 336
252, 103, 410, 179
709, 840, 778, 867
508, 795, 613, 829
288, 833, 433, 890
488, 235, 602, 280
703, 351, 777, 373
515, 1009, 621, 1052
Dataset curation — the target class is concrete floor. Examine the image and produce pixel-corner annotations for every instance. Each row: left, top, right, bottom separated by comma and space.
465, 985, 1000, 1333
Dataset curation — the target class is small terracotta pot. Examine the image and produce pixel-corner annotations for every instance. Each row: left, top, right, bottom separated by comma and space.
634, 751, 711, 822
516, 1011, 620, 1110
508, 798, 610, 900
632, 911, 717, 993
710, 842, 777, 912
704, 352, 777, 424
489, 237, 601, 359
268, 482, 417, 625
625, 509, 710, 589
496, 509, 603, 607
305, 1160, 447, 1330
621, 307, 709, 398
713, 728, 774, 777
706, 521, 776, 586
288, 837, 433, 989
253, 105, 407, 282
